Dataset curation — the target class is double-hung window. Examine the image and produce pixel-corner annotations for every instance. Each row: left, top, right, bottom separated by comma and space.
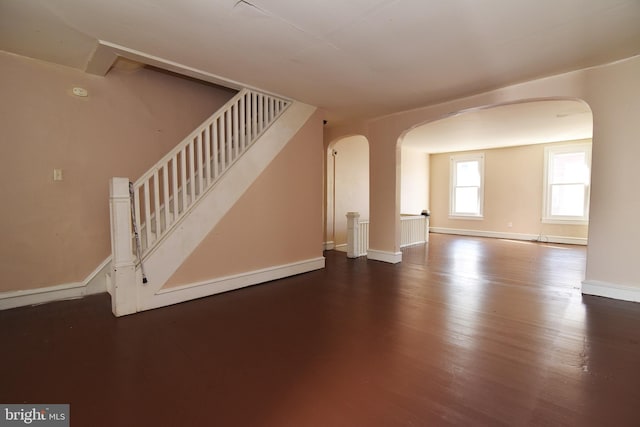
450, 154, 484, 218
543, 143, 591, 223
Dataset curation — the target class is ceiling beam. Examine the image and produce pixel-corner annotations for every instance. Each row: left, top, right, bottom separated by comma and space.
85, 41, 118, 76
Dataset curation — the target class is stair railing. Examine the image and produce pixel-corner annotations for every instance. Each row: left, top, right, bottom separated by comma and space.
130, 89, 290, 259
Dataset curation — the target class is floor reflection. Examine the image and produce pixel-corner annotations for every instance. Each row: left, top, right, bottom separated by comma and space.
404, 234, 592, 416
4, 234, 640, 426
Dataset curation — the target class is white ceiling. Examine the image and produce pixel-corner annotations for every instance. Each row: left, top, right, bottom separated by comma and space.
1, 0, 639, 128
402, 99, 593, 153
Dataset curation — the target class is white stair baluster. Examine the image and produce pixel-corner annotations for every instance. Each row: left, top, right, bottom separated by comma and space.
239, 95, 246, 150
188, 138, 195, 204
252, 92, 258, 139
153, 170, 160, 236
219, 115, 226, 170
212, 120, 219, 179
196, 133, 203, 196
180, 147, 187, 213
233, 101, 239, 159
204, 125, 211, 187
171, 157, 178, 222
225, 108, 232, 163
143, 181, 152, 245
162, 165, 169, 231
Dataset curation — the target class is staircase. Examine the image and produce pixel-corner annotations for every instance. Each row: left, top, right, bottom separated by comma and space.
108, 88, 317, 316
131, 89, 289, 257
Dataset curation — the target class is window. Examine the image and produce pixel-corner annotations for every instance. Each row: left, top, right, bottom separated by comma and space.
543, 143, 591, 223
450, 154, 484, 218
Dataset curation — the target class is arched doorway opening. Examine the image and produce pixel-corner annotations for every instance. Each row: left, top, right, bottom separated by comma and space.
325, 135, 370, 252
397, 98, 593, 246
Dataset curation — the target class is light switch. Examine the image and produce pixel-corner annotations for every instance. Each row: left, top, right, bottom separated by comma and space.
53, 169, 63, 181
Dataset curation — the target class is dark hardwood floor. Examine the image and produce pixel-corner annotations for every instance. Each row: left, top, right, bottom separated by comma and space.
1, 234, 639, 426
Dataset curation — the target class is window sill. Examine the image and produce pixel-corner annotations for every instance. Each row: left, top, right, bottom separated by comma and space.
542, 218, 589, 225
449, 215, 484, 221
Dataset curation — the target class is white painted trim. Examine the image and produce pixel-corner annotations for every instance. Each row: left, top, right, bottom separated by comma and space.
400, 240, 426, 248
85, 42, 118, 76
334, 244, 347, 252
0, 282, 86, 311
582, 280, 640, 303
141, 257, 325, 311
448, 215, 484, 220
542, 143, 592, 224
323, 241, 335, 250
367, 249, 402, 264
430, 227, 587, 245
450, 153, 485, 218
98, 40, 285, 99
83, 256, 111, 294
540, 235, 588, 245
0, 255, 112, 311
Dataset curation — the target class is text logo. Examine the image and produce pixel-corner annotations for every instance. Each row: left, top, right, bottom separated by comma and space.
1, 405, 69, 426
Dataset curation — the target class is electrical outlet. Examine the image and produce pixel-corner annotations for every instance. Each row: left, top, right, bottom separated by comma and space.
53, 169, 63, 181
507, 222, 513, 228
72, 87, 88, 97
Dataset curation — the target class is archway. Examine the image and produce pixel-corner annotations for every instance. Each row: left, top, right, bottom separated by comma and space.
325, 135, 370, 251
397, 97, 593, 246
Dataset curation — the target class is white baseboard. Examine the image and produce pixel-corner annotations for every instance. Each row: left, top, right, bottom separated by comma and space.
84, 256, 111, 295
400, 240, 426, 248
367, 249, 402, 264
334, 244, 347, 252
0, 256, 112, 311
544, 236, 588, 245
581, 280, 640, 303
0, 282, 88, 310
323, 241, 335, 250
141, 257, 326, 311
430, 227, 587, 245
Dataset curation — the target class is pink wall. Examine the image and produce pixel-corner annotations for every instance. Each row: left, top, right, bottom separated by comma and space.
0, 51, 236, 292
164, 111, 324, 287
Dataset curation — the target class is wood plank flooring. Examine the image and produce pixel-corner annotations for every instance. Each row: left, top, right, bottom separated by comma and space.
1, 234, 639, 426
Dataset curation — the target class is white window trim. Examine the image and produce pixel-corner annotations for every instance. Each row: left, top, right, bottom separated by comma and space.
449, 153, 485, 219
542, 143, 591, 225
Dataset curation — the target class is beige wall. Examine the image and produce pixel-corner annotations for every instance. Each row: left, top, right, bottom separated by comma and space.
401, 148, 429, 215
582, 56, 640, 288
165, 111, 324, 287
0, 51, 236, 292
331, 54, 640, 290
429, 140, 590, 239
331, 135, 369, 246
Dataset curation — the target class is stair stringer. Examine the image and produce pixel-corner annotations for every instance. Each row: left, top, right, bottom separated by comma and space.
134, 101, 317, 312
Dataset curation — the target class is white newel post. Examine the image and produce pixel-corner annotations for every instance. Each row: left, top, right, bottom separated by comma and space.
424, 216, 430, 243
422, 210, 430, 243
346, 212, 360, 258
109, 177, 138, 316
